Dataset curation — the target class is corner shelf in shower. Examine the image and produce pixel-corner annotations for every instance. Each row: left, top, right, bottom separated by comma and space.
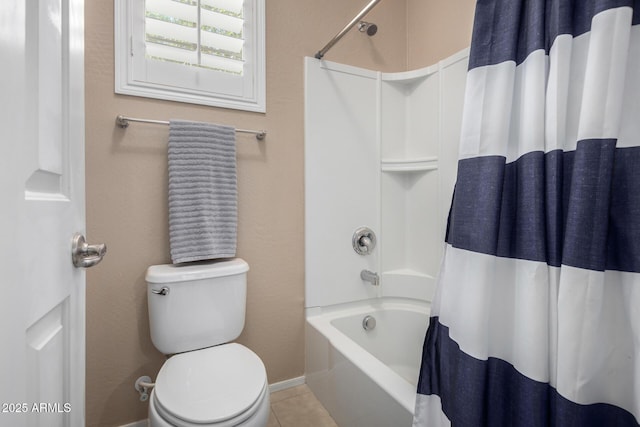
380, 269, 437, 301
382, 268, 433, 280
381, 157, 438, 172
380, 64, 439, 83
379, 61, 450, 302
380, 66, 440, 164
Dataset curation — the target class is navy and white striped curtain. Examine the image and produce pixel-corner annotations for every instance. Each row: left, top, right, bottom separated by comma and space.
413, 1, 640, 426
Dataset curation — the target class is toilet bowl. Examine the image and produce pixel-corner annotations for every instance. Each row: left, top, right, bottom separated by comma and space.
148, 344, 270, 426
145, 259, 269, 427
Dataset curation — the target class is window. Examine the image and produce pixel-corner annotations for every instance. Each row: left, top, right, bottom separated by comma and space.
115, 0, 265, 112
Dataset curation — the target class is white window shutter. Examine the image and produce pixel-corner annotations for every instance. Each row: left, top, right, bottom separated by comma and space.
114, 0, 265, 112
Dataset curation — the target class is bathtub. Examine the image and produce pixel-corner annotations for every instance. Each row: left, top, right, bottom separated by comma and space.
305, 298, 431, 427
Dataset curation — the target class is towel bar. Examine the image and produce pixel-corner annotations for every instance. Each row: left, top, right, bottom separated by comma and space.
116, 115, 266, 141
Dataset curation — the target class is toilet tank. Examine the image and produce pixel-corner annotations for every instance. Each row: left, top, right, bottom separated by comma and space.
146, 258, 249, 354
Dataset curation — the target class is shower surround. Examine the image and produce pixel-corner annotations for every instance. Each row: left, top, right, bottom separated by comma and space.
304, 49, 468, 426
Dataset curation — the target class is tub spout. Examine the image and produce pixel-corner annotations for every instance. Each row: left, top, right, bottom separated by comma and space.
360, 269, 379, 286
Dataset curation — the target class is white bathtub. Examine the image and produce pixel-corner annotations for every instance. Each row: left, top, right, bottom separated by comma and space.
305, 298, 431, 427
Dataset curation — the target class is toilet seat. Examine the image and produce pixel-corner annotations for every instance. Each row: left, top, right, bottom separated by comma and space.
153, 343, 268, 426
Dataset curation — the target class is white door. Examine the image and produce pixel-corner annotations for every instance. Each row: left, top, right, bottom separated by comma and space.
0, 1, 99, 426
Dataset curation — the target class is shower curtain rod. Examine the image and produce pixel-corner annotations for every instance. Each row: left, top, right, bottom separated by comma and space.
115, 115, 267, 140
314, 0, 383, 59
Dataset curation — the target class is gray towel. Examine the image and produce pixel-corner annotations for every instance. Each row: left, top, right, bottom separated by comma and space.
168, 120, 237, 263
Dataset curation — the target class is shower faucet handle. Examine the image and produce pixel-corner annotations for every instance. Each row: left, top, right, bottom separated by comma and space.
358, 235, 372, 251
352, 227, 376, 255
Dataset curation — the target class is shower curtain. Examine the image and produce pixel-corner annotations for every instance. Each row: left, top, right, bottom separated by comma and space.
413, 1, 640, 426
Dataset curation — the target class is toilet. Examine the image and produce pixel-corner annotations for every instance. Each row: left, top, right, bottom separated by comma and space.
145, 258, 270, 427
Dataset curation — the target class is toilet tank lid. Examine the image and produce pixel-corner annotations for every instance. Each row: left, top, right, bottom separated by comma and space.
146, 258, 249, 284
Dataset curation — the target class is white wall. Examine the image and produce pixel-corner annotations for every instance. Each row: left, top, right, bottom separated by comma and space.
304, 58, 381, 308
304, 50, 469, 308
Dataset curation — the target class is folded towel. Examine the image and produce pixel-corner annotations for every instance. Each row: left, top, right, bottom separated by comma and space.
168, 120, 237, 263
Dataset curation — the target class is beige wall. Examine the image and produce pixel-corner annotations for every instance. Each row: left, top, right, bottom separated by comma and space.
407, 0, 476, 69
84, 1, 475, 425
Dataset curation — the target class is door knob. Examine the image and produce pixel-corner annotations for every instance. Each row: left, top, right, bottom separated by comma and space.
72, 233, 107, 268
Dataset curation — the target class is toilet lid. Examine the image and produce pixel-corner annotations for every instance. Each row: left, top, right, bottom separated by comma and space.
154, 343, 267, 424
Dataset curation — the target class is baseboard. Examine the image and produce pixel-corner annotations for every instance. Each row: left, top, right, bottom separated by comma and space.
118, 420, 148, 427
269, 375, 306, 393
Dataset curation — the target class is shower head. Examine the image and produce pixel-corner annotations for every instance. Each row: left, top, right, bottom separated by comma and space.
358, 21, 378, 36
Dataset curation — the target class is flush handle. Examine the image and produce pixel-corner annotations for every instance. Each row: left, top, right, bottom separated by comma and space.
151, 286, 170, 296
72, 233, 107, 268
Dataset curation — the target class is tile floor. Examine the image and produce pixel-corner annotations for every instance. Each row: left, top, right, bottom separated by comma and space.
268, 384, 338, 427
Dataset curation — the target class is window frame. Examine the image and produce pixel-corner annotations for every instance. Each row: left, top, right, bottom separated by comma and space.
114, 0, 266, 112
